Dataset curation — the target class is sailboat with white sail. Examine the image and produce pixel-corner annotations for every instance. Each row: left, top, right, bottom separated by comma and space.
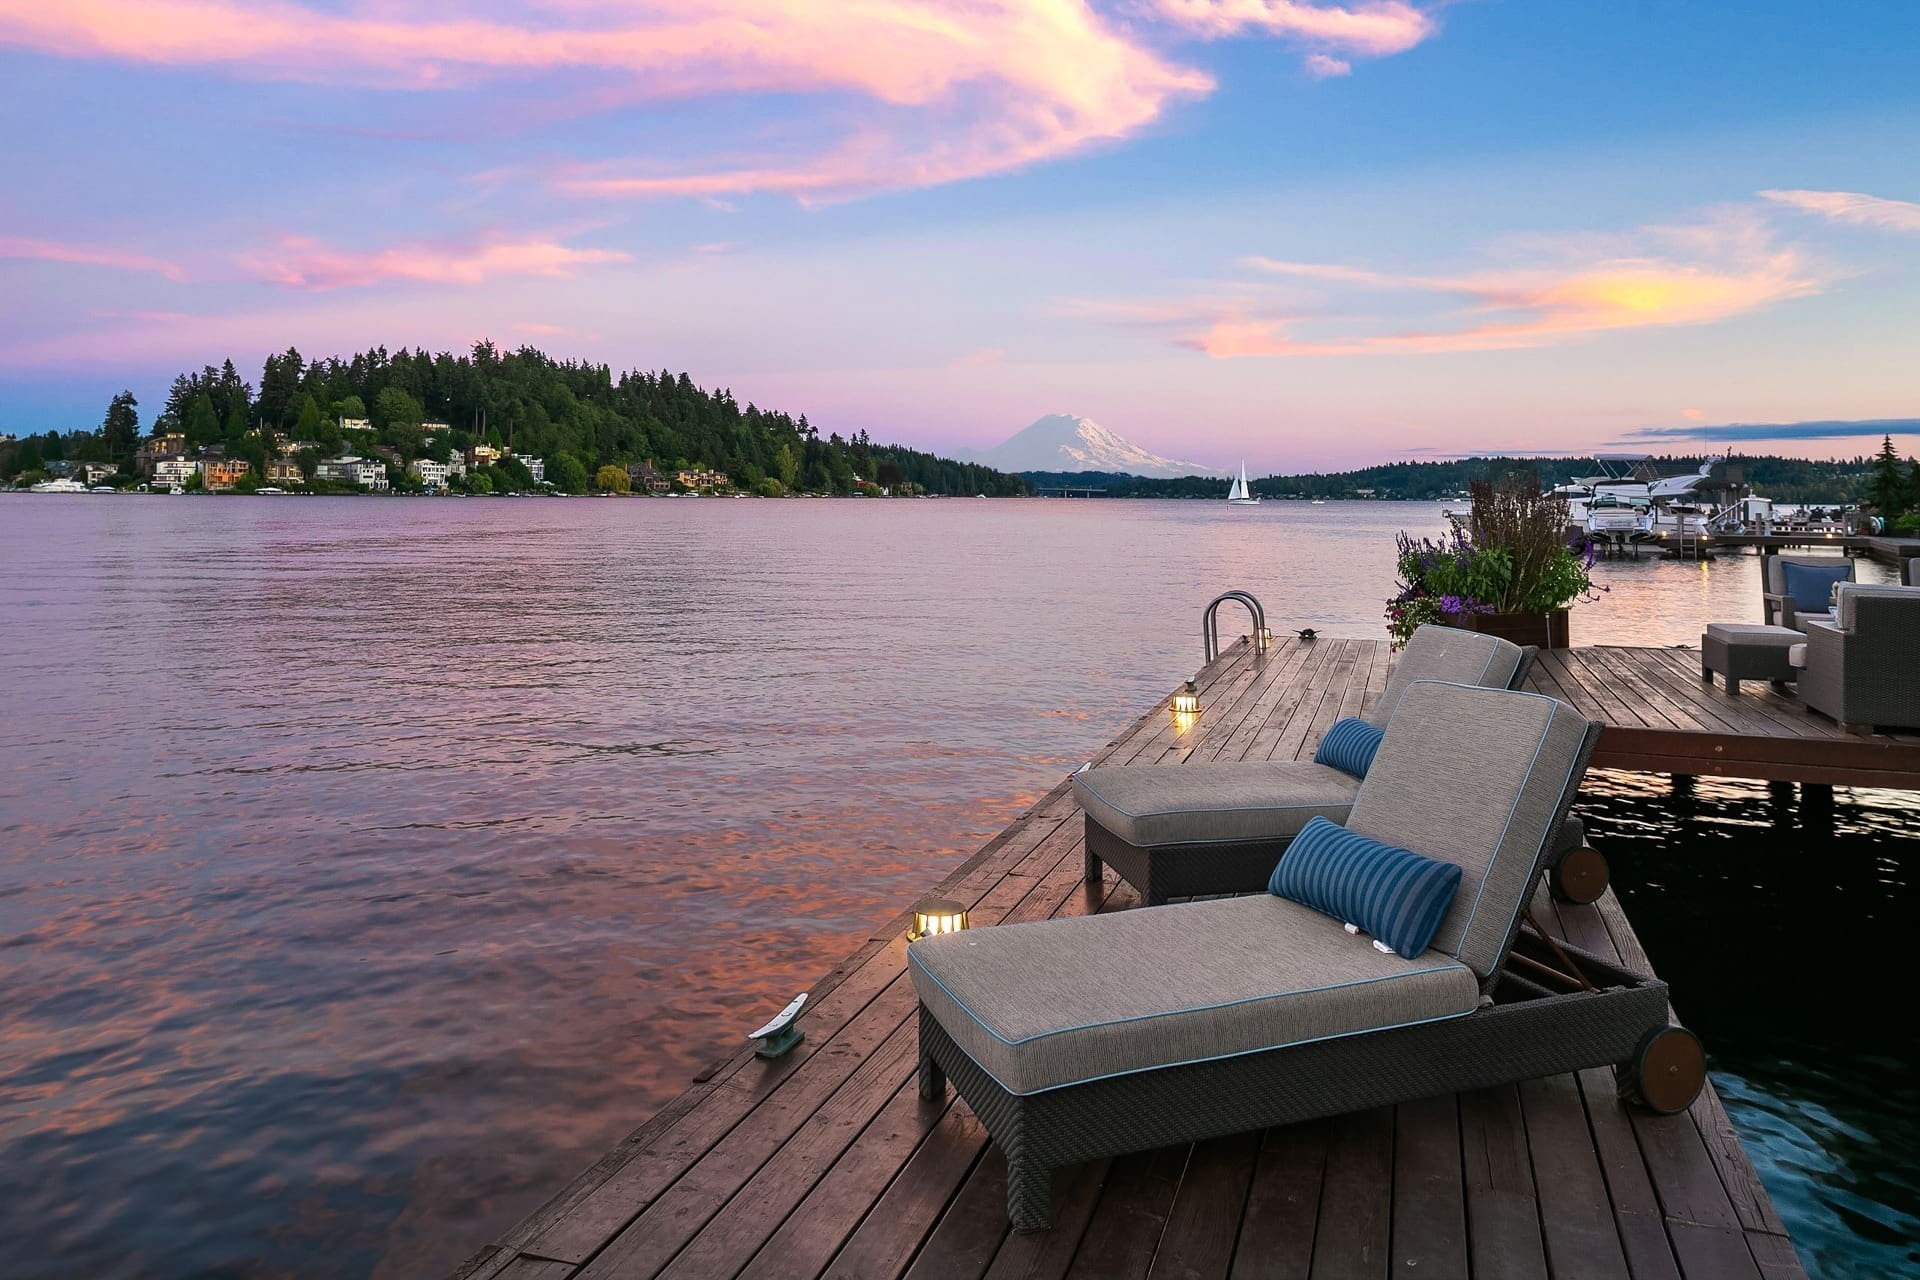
1227, 461, 1261, 506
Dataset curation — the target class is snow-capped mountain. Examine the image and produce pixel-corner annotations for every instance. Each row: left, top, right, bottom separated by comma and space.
962, 414, 1224, 479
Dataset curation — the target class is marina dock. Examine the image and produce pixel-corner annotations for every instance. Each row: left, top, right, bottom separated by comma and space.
457, 636, 1816, 1280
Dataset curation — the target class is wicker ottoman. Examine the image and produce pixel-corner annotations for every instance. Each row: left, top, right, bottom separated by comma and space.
1701, 623, 1802, 693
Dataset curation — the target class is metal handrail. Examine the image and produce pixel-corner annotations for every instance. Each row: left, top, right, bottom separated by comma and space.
1203, 591, 1267, 664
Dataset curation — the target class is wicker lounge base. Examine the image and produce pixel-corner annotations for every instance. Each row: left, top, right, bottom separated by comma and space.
917, 931, 1681, 1231
1081, 817, 1289, 907
1701, 623, 1803, 693
1084, 811, 1598, 907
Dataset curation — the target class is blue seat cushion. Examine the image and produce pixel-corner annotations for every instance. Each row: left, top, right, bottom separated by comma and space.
1314, 717, 1385, 779
1781, 560, 1852, 612
1268, 817, 1462, 958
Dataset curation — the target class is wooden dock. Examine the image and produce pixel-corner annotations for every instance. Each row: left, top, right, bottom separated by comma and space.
456, 638, 1812, 1280
1529, 646, 1920, 788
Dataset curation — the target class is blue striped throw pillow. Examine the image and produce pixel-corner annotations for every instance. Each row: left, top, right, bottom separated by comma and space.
1268, 817, 1462, 958
1313, 717, 1385, 779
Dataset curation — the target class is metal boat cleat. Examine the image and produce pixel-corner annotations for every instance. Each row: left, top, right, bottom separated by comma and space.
748, 992, 808, 1059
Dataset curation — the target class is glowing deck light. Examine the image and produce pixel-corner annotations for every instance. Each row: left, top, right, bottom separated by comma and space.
1170, 680, 1201, 716
907, 898, 969, 941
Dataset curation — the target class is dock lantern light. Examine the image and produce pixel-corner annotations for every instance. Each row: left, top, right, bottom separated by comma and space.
1171, 680, 1202, 716
908, 898, 969, 941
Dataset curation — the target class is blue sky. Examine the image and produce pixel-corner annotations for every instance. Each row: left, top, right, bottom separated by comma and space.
1, 0, 1916, 469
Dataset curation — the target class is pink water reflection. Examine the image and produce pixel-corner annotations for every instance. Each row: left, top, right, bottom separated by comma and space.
0, 496, 1886, 1277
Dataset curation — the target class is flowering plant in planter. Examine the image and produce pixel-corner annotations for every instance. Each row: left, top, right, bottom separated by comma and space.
1386, 475, 1601, 649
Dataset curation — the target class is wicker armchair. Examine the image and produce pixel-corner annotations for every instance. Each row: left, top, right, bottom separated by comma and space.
1761, 553, 1854, 631
1798, 585, 1920, 732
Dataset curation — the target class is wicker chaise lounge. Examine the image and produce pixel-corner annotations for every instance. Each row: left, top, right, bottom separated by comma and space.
909, 680, 1698, 1231
1072, 625, 1537, 906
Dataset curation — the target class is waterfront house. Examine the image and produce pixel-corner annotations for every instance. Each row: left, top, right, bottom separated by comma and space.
627, 460, 671, 493
199, 459, 251, 491
410, 458, 450, 489
469, 443, 503, 469
135, 434, 188, 477
676, 467, 730, 492
79, 461, 117, 486
315, 456, 390, 491
507, 452, 546, 484
265, 459, 304, 486
151, 457, 196, 489
445, 452, 468, 479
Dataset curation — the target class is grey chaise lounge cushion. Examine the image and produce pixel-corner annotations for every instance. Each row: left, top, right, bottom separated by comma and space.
1069, 624, 1528, 848
907, 893, 1478, 1095
1075, 760, 1361, 847
1345, 680, 1593, 977
1368, 624, 1528, 727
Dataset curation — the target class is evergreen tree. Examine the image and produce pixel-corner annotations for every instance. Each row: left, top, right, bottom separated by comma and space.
9, 437, 44, 477
257, 347, 305, 427
184, 393, 221, 449
293, 393, 325, 440
101, 391, 140, 458
1864, 434, 1909, 515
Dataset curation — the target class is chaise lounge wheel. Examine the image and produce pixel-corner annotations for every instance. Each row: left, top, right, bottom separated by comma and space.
1548, 846, 1609, 904
1621, 1026, 1706, 1114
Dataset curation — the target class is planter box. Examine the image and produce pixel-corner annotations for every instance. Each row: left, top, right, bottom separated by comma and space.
1444, 608, 1570, 649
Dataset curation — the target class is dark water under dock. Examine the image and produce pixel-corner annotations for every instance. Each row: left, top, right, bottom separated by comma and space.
1585, 771, 1920, 1278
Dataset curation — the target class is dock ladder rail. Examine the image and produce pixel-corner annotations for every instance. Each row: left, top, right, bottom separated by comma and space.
1203, 591, 1269, 664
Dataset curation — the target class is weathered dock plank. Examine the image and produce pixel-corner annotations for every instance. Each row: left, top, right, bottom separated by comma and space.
458, 638, 1816, 1280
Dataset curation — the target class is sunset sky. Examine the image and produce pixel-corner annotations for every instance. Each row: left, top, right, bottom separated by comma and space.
2, 0, 1917, 470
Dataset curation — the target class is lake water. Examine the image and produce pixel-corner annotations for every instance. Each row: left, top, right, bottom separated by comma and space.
0, 495, 1909, 1278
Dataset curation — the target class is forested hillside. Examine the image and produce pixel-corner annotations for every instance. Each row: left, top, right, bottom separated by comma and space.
1022, 454, 1883, 504
4, 343, 1026, 496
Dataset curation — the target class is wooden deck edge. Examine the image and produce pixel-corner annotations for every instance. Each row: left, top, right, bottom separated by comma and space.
1594, 724, 1920, 787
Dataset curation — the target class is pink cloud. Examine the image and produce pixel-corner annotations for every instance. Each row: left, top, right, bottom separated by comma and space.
236, 234, 630, 291
0, 1, 1213, 203
1153, 0, 1435, 74
1087, 210, 1824, 357
1759, 189, 1920, 234
1681, 407, 1706, 421
952, 347, 1008, 367
0, 234, 186, 281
